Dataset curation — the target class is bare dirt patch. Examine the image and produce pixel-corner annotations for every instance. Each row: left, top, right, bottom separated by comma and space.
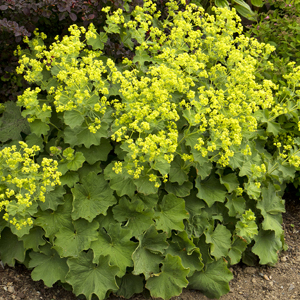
1, 196, 299, 300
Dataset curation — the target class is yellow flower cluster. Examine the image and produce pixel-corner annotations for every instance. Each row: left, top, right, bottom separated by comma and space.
17, 0, 300, 186
0, 142, 61, 230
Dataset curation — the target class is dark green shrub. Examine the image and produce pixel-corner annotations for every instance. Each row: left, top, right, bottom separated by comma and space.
245, 0, 300, 82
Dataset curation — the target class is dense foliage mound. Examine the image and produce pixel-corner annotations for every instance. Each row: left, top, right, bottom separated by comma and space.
1, 0, 300, 299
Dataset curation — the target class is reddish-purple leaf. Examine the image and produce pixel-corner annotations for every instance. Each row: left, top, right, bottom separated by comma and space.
69, 12, 77, 21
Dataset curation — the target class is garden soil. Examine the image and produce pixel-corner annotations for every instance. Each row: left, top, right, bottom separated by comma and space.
0, 195, 300, 300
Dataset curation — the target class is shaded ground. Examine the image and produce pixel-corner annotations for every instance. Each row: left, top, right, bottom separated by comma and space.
0, 196, 299, 300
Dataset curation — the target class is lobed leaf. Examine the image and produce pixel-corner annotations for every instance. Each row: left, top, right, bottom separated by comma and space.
154, 194, 189, 236
195, 174, 227, 207
29, 243, 69, 287
205, 224, 232, 260
0, 227, 25, 267
91, 224, 137, 277
132, 225, 168, 279
146, 254, 189, 300
71, 172, 116, 222
113, 197, 154, 237
53, 218, 99, 258
66, 251, 119, 300
188, 258, 233, 299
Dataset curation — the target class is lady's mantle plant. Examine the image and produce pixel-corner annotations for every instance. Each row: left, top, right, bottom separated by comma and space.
1, 0, 300, 299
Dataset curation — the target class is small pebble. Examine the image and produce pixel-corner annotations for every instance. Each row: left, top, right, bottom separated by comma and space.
268, 281, 273, 287
263, 274, 270, 281
252, 278, 257, 283
288, 284, 295, 291
7, 286, 14, 293
281, 256, 287, 262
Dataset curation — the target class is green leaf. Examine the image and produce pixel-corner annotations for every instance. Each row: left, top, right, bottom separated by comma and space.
67, 152, 85, 171
132, 225, 168, 279
252, 229, 282, 265
165, 232, 203, 276
239, 161, 252, 178
91, 224, 137, 277
184, 188, 206, 218
227, 236, 248, 265
22, 227, 46, 252
186, 214, 211, 238
277, 163, 296, 182
60, 171, 79, 187
25, 133, 44, 150
154, 194, 189, 236
86, 31, 107, 50
262, 213, 283, 237
134, 175, 158, 195
66, 251, 119, 300
0, 212, 6, 236
233, 2, 257, 21
237, 220, 258, 240
77, 162, 101, 180
229, 151, 244, 169
132, 193, 158, 210
63, 110, 85, 129
219, 172, 240, 193
39, 186, 65, 211
131, 28, 147, 44
54, 218, 99, 257
257, 185, 285, 237
151, 158, 170, 176
9, 221, 32, 238
113, 197, 154, 236
233, 0, 252, 10
71, 172, 116, 222
225, 194, 246, 217
244, 181, 261, 199
29, 243, 69, 287
0, 227, 25, 266
169, 155, 189, 185
64, 124, 109, 148
205, 224, 231, 259
185, 128, 200, 145
41, 77, 58, 92
188, 259, 233, 299
115, 274, 144, 298
35, 194, 74, 238
120, 29, 134, 50
63, 127, 79, 147
104, 162, 136, 197
165, 181, 193, 197
78, 123, 109, 147
76, 139, 112, 164
104, 20, 120, 34
133, 50, 151, 67
215, 0, 229, 7
0, 101, 30, 142
146, 254, 189, 299
195, 235, 214, 265
195, 174, 227, 207
112, 176, 136, 197
95, 207, 118, 229
195, 161, 213, 180
29, 119, 50, 136
251, 0, 263, 7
